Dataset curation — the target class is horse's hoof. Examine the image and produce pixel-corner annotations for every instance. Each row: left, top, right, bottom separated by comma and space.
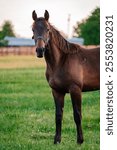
77, 138, 84, 144
54, 140, 61, 144
54, 135, 61, 144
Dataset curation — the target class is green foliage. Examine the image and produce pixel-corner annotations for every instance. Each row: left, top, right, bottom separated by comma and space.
74, 7, 100, 45
0, 40, 8, 47
0, 56, 100, 150
0, 21, 15, 40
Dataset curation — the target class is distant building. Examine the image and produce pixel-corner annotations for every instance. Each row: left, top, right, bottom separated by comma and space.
4, 36, 84, 47
67, 37, 84, 45
4, 36, 35, 46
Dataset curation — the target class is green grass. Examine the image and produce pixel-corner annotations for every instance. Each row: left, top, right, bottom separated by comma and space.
0, 56, 100, 150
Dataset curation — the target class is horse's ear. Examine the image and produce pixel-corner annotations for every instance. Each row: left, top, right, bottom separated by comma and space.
32, 10, 37, 21
44, 10, 49, 21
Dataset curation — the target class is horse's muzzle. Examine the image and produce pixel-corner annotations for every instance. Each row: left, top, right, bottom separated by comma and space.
36, 47, 45, 58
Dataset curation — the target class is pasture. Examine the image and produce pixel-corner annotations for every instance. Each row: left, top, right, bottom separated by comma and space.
0, 56, 100, 150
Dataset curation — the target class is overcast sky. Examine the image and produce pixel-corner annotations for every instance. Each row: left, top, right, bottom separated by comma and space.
0, 0, 99, 38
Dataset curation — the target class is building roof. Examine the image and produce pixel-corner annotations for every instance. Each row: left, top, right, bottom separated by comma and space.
67, 37, 84, 45
4, 36, 35, 46
4, 36, 84, 46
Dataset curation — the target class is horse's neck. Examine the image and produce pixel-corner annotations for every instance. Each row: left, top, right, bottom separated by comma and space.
47, 26, 81, 55
45, 28, 64, 67
51, 27, 69, 53
44, 26, 81, 69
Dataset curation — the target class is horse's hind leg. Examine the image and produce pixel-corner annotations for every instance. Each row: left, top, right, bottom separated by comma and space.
70, 85, 84, 144
52, 89, 65, 144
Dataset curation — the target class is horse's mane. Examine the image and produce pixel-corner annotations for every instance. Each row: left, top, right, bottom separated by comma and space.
50, 24, 81, 54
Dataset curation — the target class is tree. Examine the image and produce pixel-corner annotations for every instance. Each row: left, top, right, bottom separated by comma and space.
0, 21, 15, 40
73, 7, 100, 45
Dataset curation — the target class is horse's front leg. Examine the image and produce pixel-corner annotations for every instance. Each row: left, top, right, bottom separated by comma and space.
70, 85, 84, 144
52, 89, 65, 144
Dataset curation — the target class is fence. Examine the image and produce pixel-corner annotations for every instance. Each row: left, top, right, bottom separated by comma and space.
0, 46, 36, 56
0, 45, 98, 56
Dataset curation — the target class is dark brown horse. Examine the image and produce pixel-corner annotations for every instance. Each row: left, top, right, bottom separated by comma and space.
32, 10, 100, 144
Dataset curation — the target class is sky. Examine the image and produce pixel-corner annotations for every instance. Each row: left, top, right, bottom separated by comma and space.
0, 0, 99, 38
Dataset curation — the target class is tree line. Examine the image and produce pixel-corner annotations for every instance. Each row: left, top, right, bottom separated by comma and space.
73, 7, 100, 45
0, 21, 15, 46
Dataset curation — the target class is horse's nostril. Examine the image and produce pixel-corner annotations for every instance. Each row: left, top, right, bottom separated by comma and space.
36, 47, 45, 58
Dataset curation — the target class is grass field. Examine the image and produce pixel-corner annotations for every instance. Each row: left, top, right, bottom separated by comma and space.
0, 56, 100, 150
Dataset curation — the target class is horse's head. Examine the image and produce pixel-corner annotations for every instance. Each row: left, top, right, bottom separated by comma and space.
32, 10, 50, 58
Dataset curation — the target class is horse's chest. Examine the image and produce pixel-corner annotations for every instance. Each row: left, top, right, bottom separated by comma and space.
46, 72, 67, 90
48, 76, 63, 90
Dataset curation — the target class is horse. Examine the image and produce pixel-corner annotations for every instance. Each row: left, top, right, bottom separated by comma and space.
32, 10, 100, 144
